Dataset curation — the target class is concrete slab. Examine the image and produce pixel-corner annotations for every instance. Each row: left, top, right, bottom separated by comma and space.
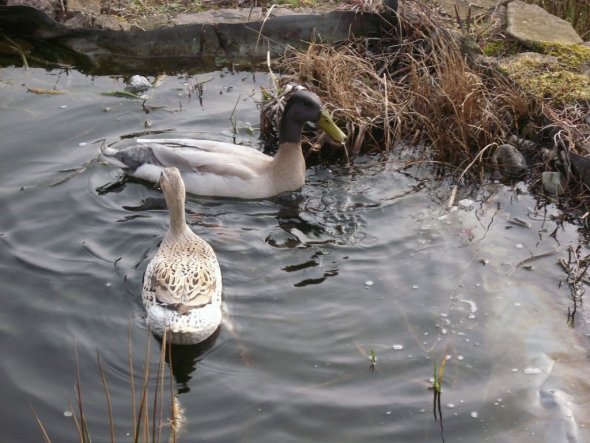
506, 0, 582, 45
0, 5, 398, 74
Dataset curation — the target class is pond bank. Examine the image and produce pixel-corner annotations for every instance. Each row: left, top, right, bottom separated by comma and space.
0, 3, 397, 74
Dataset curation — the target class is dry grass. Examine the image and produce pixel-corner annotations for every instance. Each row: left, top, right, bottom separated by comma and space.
271, 1, 537, 180
259, 0, 590, 223
102, 0, 329, 19
543, 103, 590, 153
34, 328, 183, 443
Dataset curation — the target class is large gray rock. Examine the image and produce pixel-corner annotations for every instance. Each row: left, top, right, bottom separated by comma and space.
506, 0, 583, 46
172, 8, 311, 26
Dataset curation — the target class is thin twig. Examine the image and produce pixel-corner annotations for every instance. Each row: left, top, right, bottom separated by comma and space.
383, 73, 390, 153
134, 334, 152, 443
128, 320, 137, 439
447, 143, 497, 208
67, 399, 84, 442
97, 350, 115, 443
153, 330, 167, 443
74, 345, 91, 443
169, 334, 177, 443
516, 250, 557, 268
446, 185, 458, 210
266, 50, 279, 95
559, 258, 590, 285
255, 4, 276, 49
30, 402, 52, 443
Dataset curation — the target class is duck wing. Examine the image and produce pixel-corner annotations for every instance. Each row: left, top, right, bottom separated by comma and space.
136, 139, 273, 179
136, 138, 271, 161
150, 144, 254, 179
149, 256, 219, 314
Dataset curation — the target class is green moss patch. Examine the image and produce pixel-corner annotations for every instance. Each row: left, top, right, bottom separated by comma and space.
537, 42, 590, 70
482, 40, 519, 57
500, 48, 590, 103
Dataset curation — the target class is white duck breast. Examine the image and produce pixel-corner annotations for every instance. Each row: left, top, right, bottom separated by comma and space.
102, 90, 347, 199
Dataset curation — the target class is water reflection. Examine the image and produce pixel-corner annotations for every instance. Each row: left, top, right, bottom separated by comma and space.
2, 67, 590, 443
98, 170, 367, 290
155, 327, 220, 394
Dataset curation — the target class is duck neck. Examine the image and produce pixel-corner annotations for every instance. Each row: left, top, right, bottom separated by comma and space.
271, 141, 306, 190
271, 113, 307, 191
276, 116, 306, 171
166, 192, 187, 237
279, 115, 304, 146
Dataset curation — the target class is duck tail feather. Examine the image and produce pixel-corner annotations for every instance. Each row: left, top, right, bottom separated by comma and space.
100, 145, 117, 156
100, 145, 128, 169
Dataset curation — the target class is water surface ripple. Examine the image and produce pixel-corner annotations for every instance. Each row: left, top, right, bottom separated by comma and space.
0, 67, 589, 443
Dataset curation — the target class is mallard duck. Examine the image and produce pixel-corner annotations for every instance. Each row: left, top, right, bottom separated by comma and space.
142, 167, 222, 345
102, 90, 346, 199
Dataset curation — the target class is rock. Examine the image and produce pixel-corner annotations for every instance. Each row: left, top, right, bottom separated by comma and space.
542, 171, 565, 195
436, 0, 498, 20
134, 14, 171, 31
504, 51, 560, 67
506, 0, 583, 46
498, 52, 560, 87
6, 0, 54, 16
125, 75, 152, 94
172, 8, 310, 26
63, 13, 91, 29
0, 6, 396, 75
67, 0, 101, 16
94, 14, 131, 31
458, 198, 475, 208
577, 140, 590, 155
496, 51, 590, 101
568, 152, 590, 188
491, 144, 527, 178
507, 135, 536, 151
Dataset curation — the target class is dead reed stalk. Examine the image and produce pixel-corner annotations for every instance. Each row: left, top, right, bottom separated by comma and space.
33, 329, 179, 443
274, 3, 537, 181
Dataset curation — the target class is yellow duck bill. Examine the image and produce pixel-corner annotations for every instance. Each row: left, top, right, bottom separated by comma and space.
318, 110, 347, 143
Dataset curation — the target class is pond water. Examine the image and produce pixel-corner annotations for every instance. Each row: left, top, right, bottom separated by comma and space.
1, 66, 590, 443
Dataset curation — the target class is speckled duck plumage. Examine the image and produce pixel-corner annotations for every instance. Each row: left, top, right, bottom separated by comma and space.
142, 167, 222, 344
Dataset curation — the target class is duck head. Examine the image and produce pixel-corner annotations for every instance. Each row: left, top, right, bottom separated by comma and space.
160, 167, 185, 200
279, 90, 346, 144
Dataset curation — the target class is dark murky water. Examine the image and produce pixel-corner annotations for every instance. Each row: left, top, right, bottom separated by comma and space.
1, 67, 589, 442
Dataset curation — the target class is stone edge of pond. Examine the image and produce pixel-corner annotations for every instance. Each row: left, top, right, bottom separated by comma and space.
0, 2, 398, 75
3, 0, 590, 221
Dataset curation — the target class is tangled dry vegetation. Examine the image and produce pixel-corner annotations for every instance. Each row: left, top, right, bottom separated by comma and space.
266, 2, 537, 181
264, 1, 590, 217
